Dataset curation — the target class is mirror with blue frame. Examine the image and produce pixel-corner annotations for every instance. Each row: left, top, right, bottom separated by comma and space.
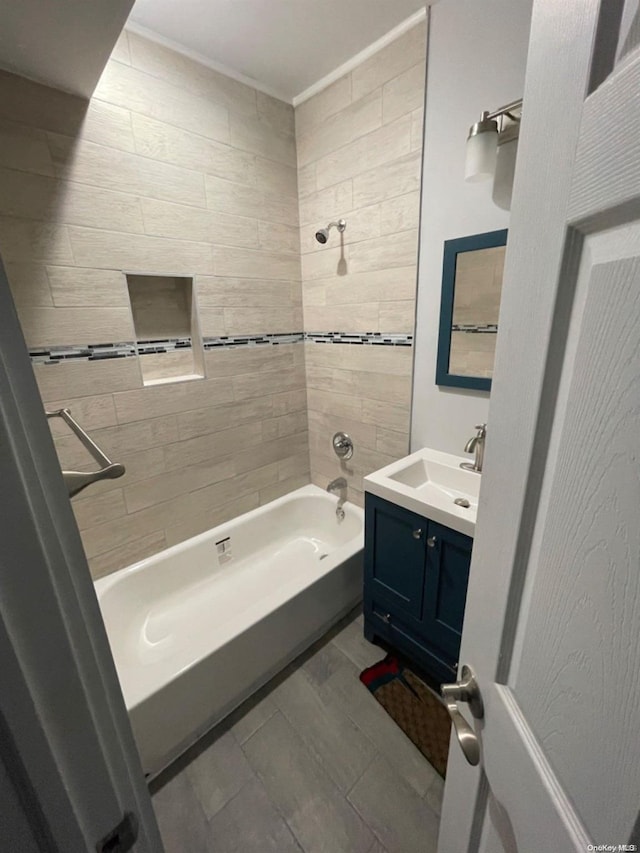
435, 228, 508, 392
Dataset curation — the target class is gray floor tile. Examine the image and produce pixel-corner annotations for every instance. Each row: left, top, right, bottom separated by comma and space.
321, 666, 441, 797
186, 730, 256, 820
272, 665, 377, 793
152, 770, 215, 853
302, 641, 355, 689
243, 711, 374, 853
424, 774, 445, 817
231, 689, 278, 745
207, 776, 302, 852
367, 840, 390, 853
331, 617, 386, 671
348, 756, 440, 853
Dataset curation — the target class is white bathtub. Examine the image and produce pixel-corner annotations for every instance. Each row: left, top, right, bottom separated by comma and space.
95, 484, 364, 777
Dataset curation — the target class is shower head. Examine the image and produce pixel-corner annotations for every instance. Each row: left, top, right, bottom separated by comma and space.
314, 219, 346, 245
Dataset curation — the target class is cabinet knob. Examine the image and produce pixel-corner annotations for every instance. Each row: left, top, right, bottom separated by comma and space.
412, 528, 423, 539
379, 612, 391, 624
427, 535, 437, 548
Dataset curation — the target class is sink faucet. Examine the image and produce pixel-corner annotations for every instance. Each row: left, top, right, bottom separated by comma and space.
327, 477, 347, 519
460, 424, 486, 473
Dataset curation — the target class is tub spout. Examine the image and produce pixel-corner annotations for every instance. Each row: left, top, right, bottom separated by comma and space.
327, 477, 347, 519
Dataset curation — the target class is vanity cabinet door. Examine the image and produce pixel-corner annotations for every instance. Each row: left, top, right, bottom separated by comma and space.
422, 520, 473, 666
364, 495, 428, 620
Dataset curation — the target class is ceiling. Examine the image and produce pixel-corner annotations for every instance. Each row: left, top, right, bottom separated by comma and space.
127, 0, 427, 103
0, 0, 134, 97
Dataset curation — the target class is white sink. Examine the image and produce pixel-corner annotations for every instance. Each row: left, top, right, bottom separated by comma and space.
364, 447, 480, 537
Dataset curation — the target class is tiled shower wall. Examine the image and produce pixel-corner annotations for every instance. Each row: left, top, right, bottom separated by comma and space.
0, 31, 308, 578
296, 22, 427, 504
0, 21, 426, 576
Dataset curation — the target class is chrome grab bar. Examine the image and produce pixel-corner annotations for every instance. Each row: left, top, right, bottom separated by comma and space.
45, 408, 126, 498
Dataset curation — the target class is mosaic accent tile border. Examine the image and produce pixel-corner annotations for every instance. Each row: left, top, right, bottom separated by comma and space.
305, 331, 413, 346
29, 342, 137, 365
202, 332, 303, 350
30, 331, 413, 364
137, 337, 192, 355
451, 324, 498, 334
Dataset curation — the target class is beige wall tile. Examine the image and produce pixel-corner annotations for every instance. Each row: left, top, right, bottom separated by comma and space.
272, 388, 307, 416
88, 531, 167, 579
233, 365, 305, 401
17, 306, 133, 347
362, 397, 411, 433
297, 163, 316, 198
295, 76, 352, 138
229, 111, 296, 166
178, 396, 275, 441
376, 426, 409, 457
73, 488, 126, 530
304, 303, 379, 333
378, 300, 416, 333
0, 217, 72, 263
257, 92, 295, 136
352, 152, 422, 208
234, 432, 308, 474
258, 220, 300, 255
297, 89, 382, 167
224, 306, 302, 335
255, 157, 298, 198
299, 203, 381, 255
214, 246, 300, 280
277, 451, 310, 481
315, 114, 413, 190
46, 266, 129, 308
197, 307, 226, 336
82, 447, 166, 497
33, 359, 142, 401
5, 262, 53, 306
48, 133, 207, 209
0, 70, 87, 136
127, 32, 258, 118
259, 473, 310, 505
138, 350, 198, 384
308, 409, 377, 451
130, 112, 256, 186
379, 191, 421, 235
114, 376, 233, 423
110, 31, 131, 65
196, 276, 295, 308
82, 100, 137, 153
382, 61, 426, 124
306, 341, 413, 375
46, 393, 117, 435
298, 179, 353, 226
163, 493, 260, 548
301, 245, 349, 282
351, 21, 427, 101
205, 174, 296, 226
95, 59, 230, 143
348, 228, 418, 273
68, 226, 214, 274
124, 456, 234, 513
321, 266, 417, 306
410, 107, 424, 152
262, 410, 308, 441
0, 118, 55, 176
306, 387, 362, 421
163, 421, 263, 472
141, 197, 259, 248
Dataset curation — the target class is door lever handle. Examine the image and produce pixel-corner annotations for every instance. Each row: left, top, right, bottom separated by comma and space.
441, 665, 484, 766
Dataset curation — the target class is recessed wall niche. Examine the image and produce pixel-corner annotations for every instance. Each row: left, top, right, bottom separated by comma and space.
125, 274, 204, 386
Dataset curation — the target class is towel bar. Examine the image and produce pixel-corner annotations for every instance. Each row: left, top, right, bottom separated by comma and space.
45, 408, 125, 498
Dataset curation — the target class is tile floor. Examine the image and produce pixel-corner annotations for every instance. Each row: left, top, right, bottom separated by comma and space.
151, 609, 445, 853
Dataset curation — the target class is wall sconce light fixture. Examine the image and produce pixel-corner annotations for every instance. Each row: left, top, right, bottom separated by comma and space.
464, 99, 523, 210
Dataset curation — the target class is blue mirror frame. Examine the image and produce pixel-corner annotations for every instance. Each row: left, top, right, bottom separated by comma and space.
435, 228, 508, 392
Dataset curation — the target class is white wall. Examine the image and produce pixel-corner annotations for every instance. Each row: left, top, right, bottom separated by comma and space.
410, 0, 533, 455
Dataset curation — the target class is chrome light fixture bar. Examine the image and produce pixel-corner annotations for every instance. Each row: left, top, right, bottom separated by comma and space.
465, 98, 523, 184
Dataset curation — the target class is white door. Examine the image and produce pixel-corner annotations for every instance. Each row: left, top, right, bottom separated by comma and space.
0, 265, 164, 851
439, 0, 640, 850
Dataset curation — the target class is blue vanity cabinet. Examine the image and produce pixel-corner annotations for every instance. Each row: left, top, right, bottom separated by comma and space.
364, 494, 473, 683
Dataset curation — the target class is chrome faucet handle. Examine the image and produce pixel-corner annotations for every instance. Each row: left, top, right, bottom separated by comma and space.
474, 423, 487, 435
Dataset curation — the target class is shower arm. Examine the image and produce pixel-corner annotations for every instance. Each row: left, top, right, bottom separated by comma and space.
45, 407, 126, 498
